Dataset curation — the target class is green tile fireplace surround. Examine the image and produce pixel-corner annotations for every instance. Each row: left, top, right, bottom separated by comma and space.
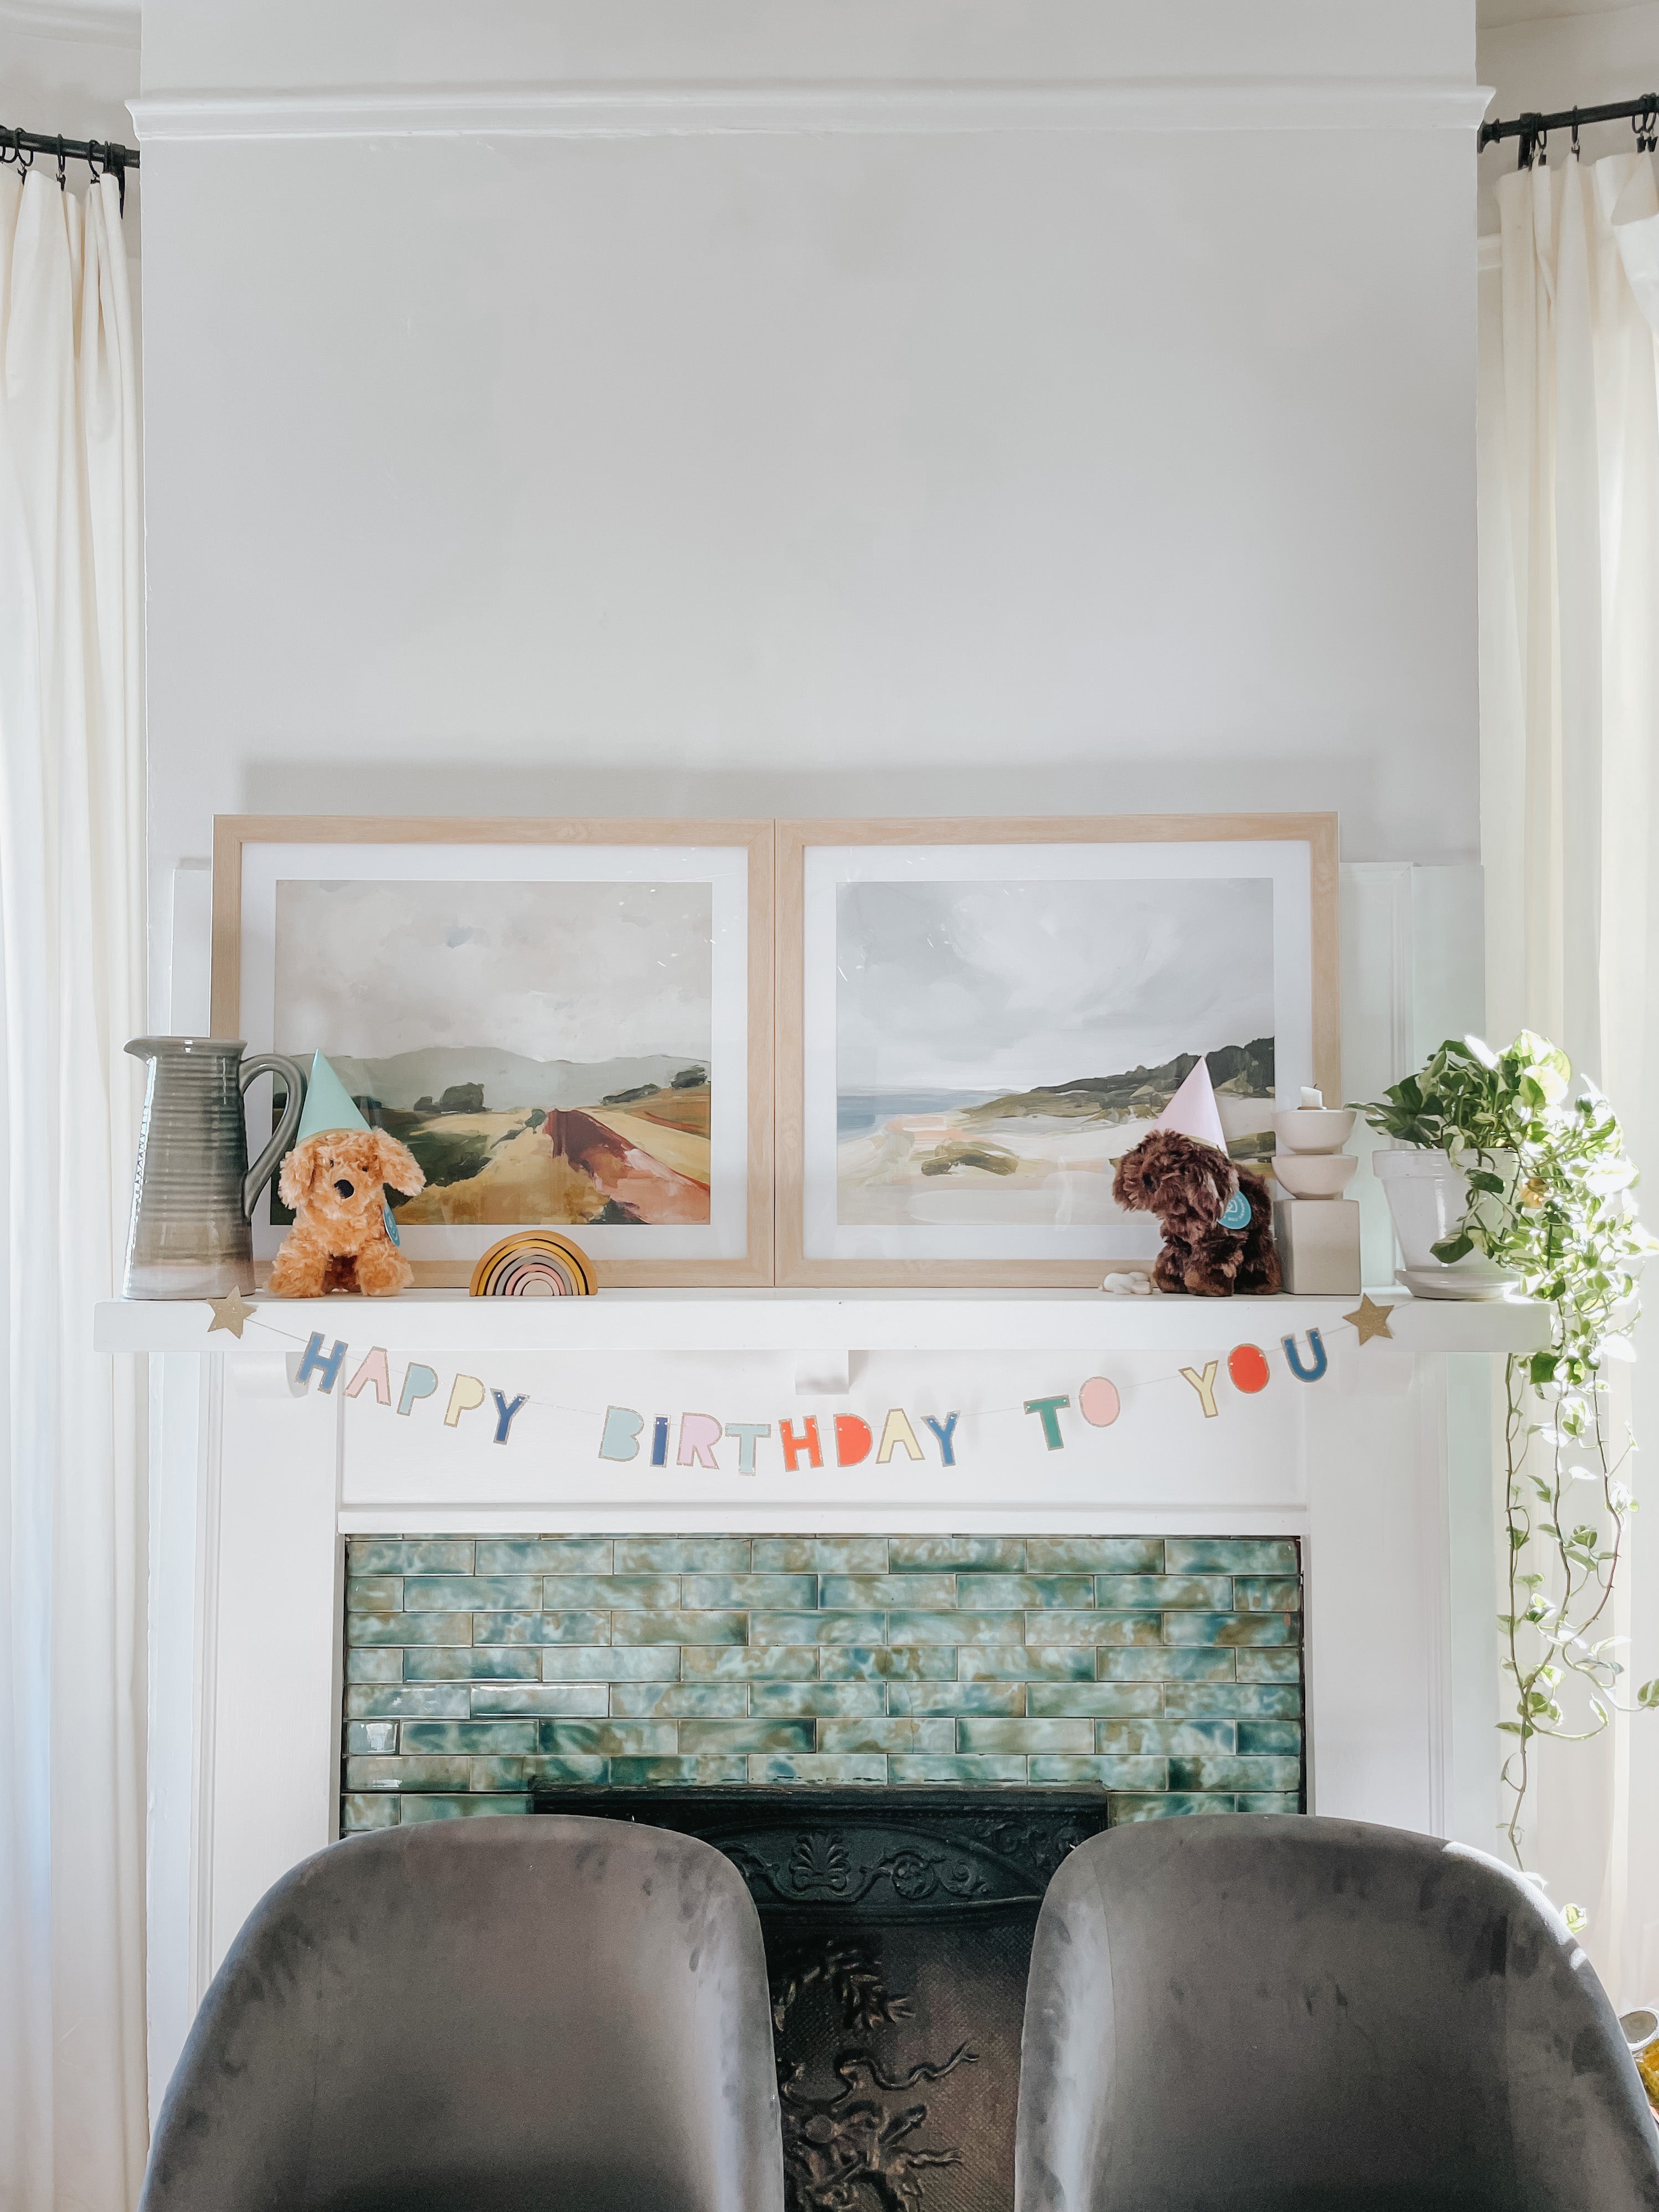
341, 1533, 1304, 1830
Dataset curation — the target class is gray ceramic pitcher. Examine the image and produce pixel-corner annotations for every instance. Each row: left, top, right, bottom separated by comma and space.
122, 1038, 307, 1299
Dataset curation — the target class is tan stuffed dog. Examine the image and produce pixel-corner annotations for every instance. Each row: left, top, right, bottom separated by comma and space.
267, 1128, 425, 1297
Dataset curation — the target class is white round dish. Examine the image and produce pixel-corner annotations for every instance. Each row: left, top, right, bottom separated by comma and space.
1396, 1266, 1516, 1302
1271, 1107, 1357, 1153
1271, 1152, 1358, 1199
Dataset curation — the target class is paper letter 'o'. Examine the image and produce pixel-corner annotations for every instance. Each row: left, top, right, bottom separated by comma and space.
1078, 1376, 1121, 1428
1228, 1343, 1271, 1394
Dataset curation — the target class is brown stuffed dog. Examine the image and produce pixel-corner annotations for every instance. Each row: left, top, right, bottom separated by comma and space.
1112, 1128, 1280, 1297
266, 1129, 426, 1297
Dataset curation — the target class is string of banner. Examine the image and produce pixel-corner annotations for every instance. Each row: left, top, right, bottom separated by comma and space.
202, 1290, 1398, 1470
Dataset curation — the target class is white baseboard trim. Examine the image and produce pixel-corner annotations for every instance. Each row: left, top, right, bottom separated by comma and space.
129, 78, 1496, 146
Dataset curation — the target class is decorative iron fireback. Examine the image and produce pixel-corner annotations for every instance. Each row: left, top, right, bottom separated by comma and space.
534, 1788, 1112, 2212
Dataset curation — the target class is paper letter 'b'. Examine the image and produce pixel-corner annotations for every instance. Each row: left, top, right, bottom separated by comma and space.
599, 1406, 645, 1461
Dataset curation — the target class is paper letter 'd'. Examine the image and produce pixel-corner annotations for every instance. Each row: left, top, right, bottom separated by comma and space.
834, 1415, 873, 1467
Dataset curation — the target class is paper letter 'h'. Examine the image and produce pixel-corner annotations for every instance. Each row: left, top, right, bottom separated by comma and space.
779, 1416, 822, 1471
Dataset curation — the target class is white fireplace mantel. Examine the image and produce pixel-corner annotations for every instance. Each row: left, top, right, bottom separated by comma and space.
102, 1287, 1549, 2122
98, 1286, 1543, 1357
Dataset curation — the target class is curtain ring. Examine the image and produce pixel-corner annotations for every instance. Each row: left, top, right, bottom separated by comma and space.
1571, 109, 1581, 160
85, 139, 104, 180
55, 135, 67, 189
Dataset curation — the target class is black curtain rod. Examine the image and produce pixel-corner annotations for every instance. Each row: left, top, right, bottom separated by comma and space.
2, 125, 138, 212
1480, 93, 1659, 166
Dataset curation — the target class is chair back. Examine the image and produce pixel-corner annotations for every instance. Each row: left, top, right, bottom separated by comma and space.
142, 1815, 785, 2212
1016, 1814, 1659, 2212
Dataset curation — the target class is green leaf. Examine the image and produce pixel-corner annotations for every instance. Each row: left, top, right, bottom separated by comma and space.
1431, 1233, 1476, 1264
1637, 1680, 1659, 1711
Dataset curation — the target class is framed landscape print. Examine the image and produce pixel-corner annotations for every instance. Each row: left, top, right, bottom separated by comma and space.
212, 817, 774, 1286
776, 815, 1338, 1287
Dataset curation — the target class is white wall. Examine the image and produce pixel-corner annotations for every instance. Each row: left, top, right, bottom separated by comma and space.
136, 0, 1485, 1024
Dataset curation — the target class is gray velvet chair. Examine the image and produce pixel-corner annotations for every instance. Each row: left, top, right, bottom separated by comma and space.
140, 1815, 785, 2212
1016, 1813, 1659, 2212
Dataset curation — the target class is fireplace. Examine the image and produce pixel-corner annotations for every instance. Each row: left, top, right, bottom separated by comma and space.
340, 1530, 1304, 2209
341, 1531, 1307, 1823
535, 1786, 1114, 2212
109, 1285, 1537, 2120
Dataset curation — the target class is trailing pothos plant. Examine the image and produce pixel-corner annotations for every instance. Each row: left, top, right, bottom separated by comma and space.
1356, 1033, 1658, 1910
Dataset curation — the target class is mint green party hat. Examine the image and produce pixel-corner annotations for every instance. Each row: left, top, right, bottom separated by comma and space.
293, 1050, 369, 1142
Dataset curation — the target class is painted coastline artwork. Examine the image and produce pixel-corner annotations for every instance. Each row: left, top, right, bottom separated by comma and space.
834, 876, 1275, 1228
273, 879, 712, 1226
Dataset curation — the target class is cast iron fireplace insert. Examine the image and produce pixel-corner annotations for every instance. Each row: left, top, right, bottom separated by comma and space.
532, 1787, 1114, 2212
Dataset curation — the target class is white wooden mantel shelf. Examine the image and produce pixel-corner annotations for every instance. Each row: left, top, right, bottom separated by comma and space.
94, 1288, 1551, 1357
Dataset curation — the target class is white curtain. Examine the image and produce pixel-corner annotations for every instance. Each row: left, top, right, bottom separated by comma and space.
0, 171, 147, 2210
1480, 149, 1659, 2006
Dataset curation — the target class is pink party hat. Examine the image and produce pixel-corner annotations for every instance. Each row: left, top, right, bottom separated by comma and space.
1153, 1058, 1229, 1154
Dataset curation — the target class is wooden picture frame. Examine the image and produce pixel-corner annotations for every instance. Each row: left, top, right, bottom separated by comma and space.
776, 813, 1339, 1288
212, 816, 774, 1287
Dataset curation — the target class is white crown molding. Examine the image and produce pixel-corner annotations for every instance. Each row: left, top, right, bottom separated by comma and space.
0, 0, 138, 48
128, 78, 1496, 145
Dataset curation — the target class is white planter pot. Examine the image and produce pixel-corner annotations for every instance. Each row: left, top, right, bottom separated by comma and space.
1373, 1147, 1522, 1300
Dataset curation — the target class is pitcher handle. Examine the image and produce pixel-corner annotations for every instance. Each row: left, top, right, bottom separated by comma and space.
240, 1053, 308, 1220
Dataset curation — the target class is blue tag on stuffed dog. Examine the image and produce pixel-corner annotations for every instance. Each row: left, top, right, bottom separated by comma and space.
1220, 1188, 1251, 1230
384, 1202, 401, 1246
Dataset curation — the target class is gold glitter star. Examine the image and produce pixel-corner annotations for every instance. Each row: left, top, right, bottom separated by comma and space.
204, 1287, 256, 1339
1343, 1292, 1395, 1345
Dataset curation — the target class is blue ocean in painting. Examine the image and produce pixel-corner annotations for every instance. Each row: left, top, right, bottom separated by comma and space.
836, 1088, 1001, 1137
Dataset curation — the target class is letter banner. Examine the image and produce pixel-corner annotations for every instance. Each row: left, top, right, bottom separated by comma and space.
204, 1301, 1404, 1471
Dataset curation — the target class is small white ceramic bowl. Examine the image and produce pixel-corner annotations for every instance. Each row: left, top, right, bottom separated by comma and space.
1272, 1151, 1358, 1199
1271, 1107, 1357, 1154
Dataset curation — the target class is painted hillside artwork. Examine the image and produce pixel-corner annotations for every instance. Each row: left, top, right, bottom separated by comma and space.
274, 879, 712, 1226
834, 876, 1276, 1228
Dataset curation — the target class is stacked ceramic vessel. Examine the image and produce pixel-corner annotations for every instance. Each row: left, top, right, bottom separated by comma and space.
1270, 1099, 1360, 1295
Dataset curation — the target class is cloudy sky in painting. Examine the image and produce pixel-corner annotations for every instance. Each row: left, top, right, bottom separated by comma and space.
275, 879, 712, 1063
836, 877, 1274, 1092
